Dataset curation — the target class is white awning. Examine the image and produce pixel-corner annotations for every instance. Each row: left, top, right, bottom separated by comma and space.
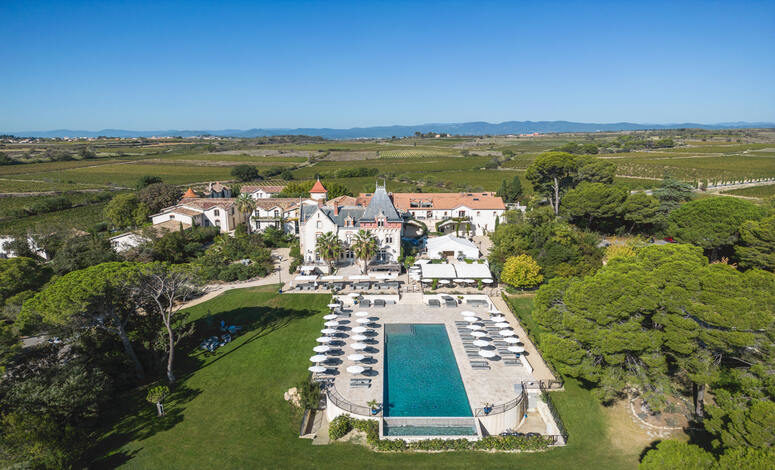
426, 234, 479, 259
295, 275, 318, 281
420, 263, 457, 279
454, 263, 492, 279
320, 275, 343, 280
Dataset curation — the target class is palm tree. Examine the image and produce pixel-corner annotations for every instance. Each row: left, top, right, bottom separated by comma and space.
351, 229, 378, 274
316, 232, 342, 272
235, 193, 256, 234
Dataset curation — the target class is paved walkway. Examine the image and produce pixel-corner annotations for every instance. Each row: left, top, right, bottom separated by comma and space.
492, 294, 557, 384
180, 248, 290, 310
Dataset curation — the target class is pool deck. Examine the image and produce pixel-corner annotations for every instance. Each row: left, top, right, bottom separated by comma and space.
318, 293, 552, 417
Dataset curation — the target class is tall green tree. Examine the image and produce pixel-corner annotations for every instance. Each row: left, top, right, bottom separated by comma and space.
350, 229, 378, 274
561, 182, 628, 230
231, 164, 260, 182
104, 193, 149, 229
621, 192, 662, 233
138, 263, 199, 383
497, 175, 523, 203
667, 196, 766, 259
654, 175, 693, 213
20, 262, 145, 379
315, 232, 342, 271
235, 194, 256, 234
639, 440, 715, 470
735, 214, 775, 271
137, 182, 182, 214
525, 152, 578, 215
0, 257, 51, 305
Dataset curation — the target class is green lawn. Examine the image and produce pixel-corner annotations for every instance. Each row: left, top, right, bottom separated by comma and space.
93, 287, 638, 469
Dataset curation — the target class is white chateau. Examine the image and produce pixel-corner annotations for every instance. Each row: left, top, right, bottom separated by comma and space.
144, 180, 506, 269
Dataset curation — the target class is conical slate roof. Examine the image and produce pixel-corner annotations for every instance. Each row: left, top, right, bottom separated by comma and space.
360, 185, 401, 222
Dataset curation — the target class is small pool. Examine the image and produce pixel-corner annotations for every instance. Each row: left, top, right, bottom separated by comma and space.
383, 423, 477, 437
383, 323, 472, 418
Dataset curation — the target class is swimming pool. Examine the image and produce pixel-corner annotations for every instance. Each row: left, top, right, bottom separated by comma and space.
383, 323, 472, 418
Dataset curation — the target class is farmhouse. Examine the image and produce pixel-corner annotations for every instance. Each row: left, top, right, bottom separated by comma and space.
150, 197, 244, 233
241, 184, 286, 199
250, 198, 300, 234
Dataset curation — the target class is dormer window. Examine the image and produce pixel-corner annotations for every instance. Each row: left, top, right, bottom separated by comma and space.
377, 218, 384, 227
214, 209, 220, 216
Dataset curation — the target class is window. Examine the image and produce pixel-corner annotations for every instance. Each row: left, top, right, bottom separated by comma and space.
316, 221, 322, 229
274, 210, 280, 218
443, 212, 448, 217
169, 215, 175, 219
385, 235, 393, 243
458, 210, 466, 217
426, 211, 432, 218
215, 220, 221, 227
377, 218, 384, 227
214, 209, 220, 216
476, 211, 481, 217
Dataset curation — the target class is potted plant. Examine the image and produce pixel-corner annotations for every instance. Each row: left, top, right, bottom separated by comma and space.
368, 399, 381, 415
483, 402, 493, 415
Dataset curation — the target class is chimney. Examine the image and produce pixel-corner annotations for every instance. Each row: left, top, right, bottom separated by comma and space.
333, 200, 339, 215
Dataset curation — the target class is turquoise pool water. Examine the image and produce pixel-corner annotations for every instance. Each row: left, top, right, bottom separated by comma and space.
383, 323, 472, 418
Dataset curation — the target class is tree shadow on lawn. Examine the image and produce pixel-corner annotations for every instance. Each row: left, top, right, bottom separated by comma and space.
90, 382, 201, 469
90, 303, 320, 467
177, 303, 321, 376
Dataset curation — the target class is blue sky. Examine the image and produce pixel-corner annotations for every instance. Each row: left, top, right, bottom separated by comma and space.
1, 0, 774, 131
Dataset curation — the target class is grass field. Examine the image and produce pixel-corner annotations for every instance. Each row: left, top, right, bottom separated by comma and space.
721, 184, 775, 199
91, 287, 640, 469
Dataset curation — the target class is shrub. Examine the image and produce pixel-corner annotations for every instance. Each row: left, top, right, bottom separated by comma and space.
296, 379, 321, 410
329, 415, 353, 440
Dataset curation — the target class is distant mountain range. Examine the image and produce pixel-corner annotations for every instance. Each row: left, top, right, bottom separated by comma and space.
8, 121, 774, 139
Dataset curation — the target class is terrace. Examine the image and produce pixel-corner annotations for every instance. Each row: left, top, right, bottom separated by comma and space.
308, 293, 564, 441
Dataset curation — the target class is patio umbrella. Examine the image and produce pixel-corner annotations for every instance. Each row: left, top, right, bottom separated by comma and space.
321, 328, 337, 334
348, 354, 365, 361
351, 334, 368, 341
508, 345, 526, 353
309, 354, 328, 363
352, 326, 368, 333
313, 345, 331, 353
327, 303, 341, 308
356, 318, 370, 324
494, 322, 510, 328
346, 365, 365, 374
499, 329, 515, 337
490, 315, 506, 322
463, 316, 479, 322
503, 336, 520, 344
354, 311, 369, 317
482, 279, 494, 284
351, 342, 367, 350
348, 293, 361, 298
308, 365, 327, 373
473, 339, 490, 347
478, 350, 496, 358
316, 336, 333, 343
324, 320, 339, 327
471, 331, 488, 338
467, 324, 483, 330
438, 280, 451, 285
421, 279, 432, 283
323, 314, 338, 320
460, 310, 476, 316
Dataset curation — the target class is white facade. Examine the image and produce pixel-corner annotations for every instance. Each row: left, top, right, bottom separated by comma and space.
406, 206, 503, 235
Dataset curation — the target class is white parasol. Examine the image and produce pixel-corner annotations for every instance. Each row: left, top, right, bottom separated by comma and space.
316, 336, 333, 343
490, 316, 506, 322
324, 320, 339, 327
352, 326, 368, 333
508, 345, 526, 353
351, 334, 368, 341
309, 354, 328, 363
503, 336, 520, 344
321, 328, 337, 334
351, 342, 367, 350
467, 324, 483, 330
348, 293, 361, 298
473, 339, 490, 347
471, 331, 488, 338
494, 322, 510, 328
346, 365, 365, 374
460, 311, 476, 316
327, 303, 341, 308
354, 311, 369, 317
499, 329, 516, 337
323, 314, 338, 320
313, 345, 331, 353
438, 279, 451, 285
347, 353, 365, 361
482, 279, 494, 284
308, 365, 327, 373
478, 349, 496, 358
356, 317, 371, 324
